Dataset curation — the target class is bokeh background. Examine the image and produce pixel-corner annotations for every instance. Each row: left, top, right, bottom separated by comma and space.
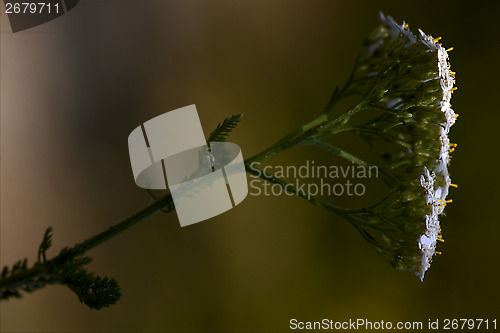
1, 1, 499, 332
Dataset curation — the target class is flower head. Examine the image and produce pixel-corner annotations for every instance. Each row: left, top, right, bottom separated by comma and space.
344, 13, 458, 280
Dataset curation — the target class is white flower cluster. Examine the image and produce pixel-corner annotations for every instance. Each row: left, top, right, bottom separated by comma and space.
380, 13, 457, 280
418, 167, 444, 281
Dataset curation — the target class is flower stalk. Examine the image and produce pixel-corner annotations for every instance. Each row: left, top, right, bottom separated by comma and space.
0, 12, 457, 308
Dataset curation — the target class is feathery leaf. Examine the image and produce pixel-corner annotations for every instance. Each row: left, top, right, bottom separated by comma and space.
207, 113, 244, 143
38, 227, 53, 263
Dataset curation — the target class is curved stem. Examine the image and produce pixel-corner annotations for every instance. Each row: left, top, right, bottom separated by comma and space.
71, 194, 175, 256
1, 94, 371, 301
248, 102, 367, 166
350, 126, 412, 149
312, 139, 398, 187
244, 164, 349, 218
312, 140, 371, 166
1, 195, 176, 298
324, 45, 366, 114
1, 155, 351, 297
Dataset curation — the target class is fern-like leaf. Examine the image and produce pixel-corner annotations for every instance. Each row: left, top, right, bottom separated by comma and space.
65, 270, 122, 310
207, 113, 244, 143
38, 227, 53, 263
1, 227, 122, 310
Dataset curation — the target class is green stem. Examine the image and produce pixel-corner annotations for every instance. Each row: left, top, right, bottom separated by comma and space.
1, 93, 370, 301
274, 113, 328, 147
312, 140, 371, 166
0, 263, 49, 291
351, 126, 412, 149
248, 103, 367, 165
312, 139, 398, 187
1, 160, 354, 297
245, 164, 349, 218
71, 194, 175, 256
324, 45, 366, 114
0, 195, 176, 297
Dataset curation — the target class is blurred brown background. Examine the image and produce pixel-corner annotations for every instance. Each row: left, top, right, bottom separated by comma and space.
1, 0, 499, 332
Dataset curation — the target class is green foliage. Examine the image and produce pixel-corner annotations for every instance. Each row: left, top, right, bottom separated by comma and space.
64, 267, 121, 310
0, 227, 121, 310
0, 259, 30, 299
207, 113, 244, 142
